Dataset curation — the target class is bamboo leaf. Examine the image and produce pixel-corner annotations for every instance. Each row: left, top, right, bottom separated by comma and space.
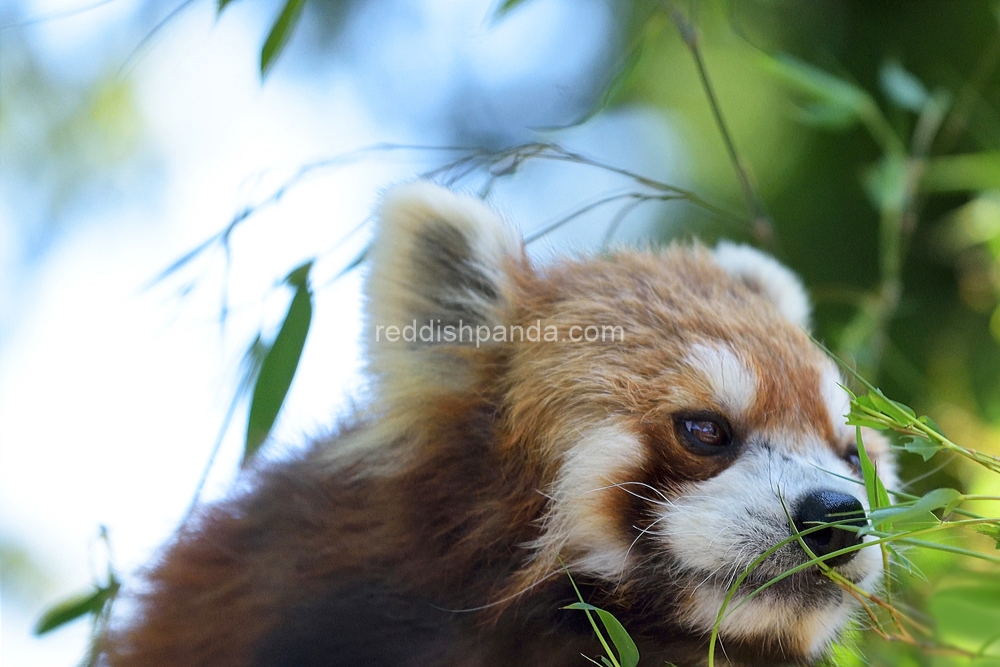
846, 412, 891, 430
918, 414, 945, 435
758, 52, 869, 124
794, 102, 859, 129
34, 580, 119, 635
244, 261, 313, 463
260, 0, 308, 78
493, 0, 530, 20
978, 523, 1000, 549
864, 153, 909, 213
867, 388, 917, 422
564, 603, 640, 667
879, 60, 929, 112
897, 435, 940, 462
867, 488, 961, 526
856, 427, 882, 516
922, 151, 1000, 193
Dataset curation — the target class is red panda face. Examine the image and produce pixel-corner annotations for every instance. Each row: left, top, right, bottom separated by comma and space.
360, 183, 898, 663
491, 246, 896, 660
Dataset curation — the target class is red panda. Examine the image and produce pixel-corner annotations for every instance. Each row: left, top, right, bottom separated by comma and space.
103, 182, 896, 667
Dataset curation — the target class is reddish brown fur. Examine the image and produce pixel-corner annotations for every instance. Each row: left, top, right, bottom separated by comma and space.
105, 224, 892, 667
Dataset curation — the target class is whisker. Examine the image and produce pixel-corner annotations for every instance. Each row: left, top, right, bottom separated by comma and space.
582, 481, 675, 507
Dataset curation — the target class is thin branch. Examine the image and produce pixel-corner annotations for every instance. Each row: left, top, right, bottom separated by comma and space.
1, 0, 122, 30
118, 0, 202, 79
665, 1, 774, 246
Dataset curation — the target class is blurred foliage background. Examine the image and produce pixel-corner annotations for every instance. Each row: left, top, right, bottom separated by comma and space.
609, 3, 1000, 663
6, 0, 1000, 665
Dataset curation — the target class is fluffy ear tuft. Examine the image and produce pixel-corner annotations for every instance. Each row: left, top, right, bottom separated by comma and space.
713, 242, 812, 329
364, 182, 524, 407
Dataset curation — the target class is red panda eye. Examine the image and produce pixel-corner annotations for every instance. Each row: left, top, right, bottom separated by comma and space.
845, 446, 862, 472
686, 420, 723, 445
675, 414, 732, 454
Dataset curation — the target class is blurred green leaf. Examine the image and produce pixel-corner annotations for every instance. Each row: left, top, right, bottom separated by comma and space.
34, 579, 119, 635
864, 153, 909, 213
922, 151, 1000, 193
217, 0, 238, 13
260, 0, 308, 78
879, 61, 930, 112
564, 602, 639, 667
493, 0, 531, 19
794, 102, 859, 129
758, 52, 868, 125
979, 523, 1000, 549
285, 261, 311, 288
244, 261, 314, 463
929, 580, 1000, 651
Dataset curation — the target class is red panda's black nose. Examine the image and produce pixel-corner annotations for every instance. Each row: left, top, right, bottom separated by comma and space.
793, 490, 867, 567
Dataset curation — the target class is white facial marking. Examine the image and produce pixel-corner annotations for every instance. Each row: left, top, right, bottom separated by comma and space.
683, 564, 867, 654
820, 363, 850, 430
798, 603, 858, 658
534, 424, 644, 578
683, 586, 798, 640
658, 444, 882, 641
682, 343, 758, 415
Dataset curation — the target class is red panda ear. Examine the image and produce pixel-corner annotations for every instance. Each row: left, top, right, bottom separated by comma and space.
364, 182, 524, 406
712, 242, 812, 329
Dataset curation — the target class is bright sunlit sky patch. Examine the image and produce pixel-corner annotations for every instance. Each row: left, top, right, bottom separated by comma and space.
0, 0, 684, 664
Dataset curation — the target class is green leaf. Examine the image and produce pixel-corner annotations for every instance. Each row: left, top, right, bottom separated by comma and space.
978, 523, 1000, 549
897, 435, 940, 462
285, 261, 311, 289
260, 0, 308, 78
564, 603, 640, 667
852, 388, 916, 426
856, 427, 882, 514
244, 261, 314, 463
864, 153, 909, 214
878, 60, 929, 112
34, 581, 119, 635
794, 102, 859, 129
872, 389, 916, 420
846, 411, 891, 430
922, 151, 1000, 193
867, 488, 962, 526
918, 414, 945, 435
493, 0, 531, 19
758, 52, 869, 126
847, 392, 896, 429
217, 0, 238, 14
